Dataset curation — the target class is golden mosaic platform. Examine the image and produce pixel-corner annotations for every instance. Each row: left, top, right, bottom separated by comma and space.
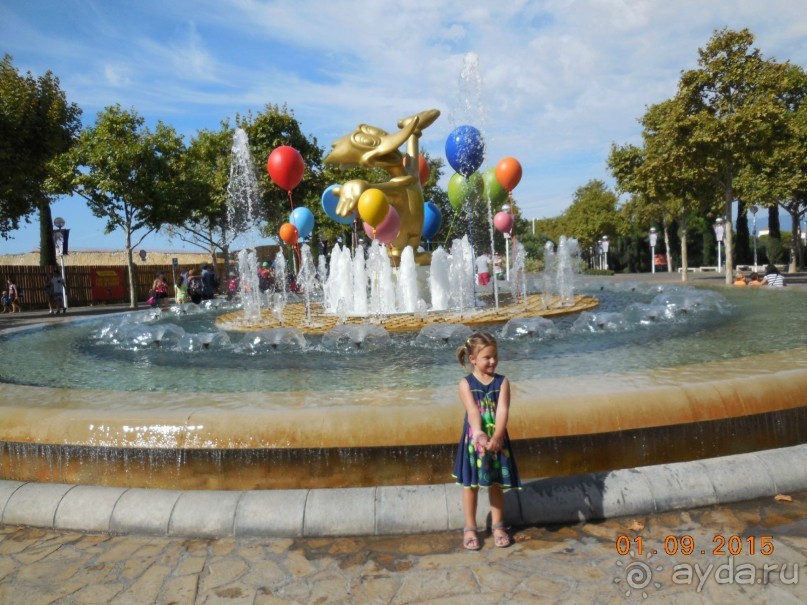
216, 292, 600, 334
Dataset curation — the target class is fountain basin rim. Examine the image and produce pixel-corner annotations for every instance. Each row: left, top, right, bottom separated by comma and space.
0, 347, 804, 450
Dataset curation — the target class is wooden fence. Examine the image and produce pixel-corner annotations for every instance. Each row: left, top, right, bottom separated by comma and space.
0, 263, 225, 309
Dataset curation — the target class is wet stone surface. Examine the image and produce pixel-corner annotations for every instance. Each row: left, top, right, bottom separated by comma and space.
0, 492, 805, 604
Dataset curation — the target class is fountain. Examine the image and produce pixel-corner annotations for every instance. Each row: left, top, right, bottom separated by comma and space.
0, 280, 804, 491
0, 106, 804, 503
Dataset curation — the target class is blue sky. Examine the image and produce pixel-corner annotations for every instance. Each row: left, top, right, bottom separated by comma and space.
2, 0, 806, 253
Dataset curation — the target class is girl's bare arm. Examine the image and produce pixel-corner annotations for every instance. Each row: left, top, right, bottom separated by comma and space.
487, 377, 511, 452
459, 378, 487, 446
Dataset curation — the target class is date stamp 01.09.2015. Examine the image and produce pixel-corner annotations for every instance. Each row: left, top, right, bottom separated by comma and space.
613, 534, 800, 597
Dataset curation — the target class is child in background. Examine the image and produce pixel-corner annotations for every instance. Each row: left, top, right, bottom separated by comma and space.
1, 291, 10, 313
453, 332, 521, 550
175, 273, 188, 304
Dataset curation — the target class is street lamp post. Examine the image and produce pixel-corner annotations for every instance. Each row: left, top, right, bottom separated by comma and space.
749, 205, 758, 270
601, 235, 610, 271
649, 227, 658, 274
713, 218, 725, 273
52, 217, 68, 310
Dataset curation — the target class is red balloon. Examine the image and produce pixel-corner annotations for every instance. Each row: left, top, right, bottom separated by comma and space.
495, 157, 522, 192
267, 146, 305, 192
493, 211, 514, 234
279, 222, 299, 245
418, 155, 430, 185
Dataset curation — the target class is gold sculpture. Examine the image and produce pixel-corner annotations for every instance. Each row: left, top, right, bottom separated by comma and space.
324, 109, 440, 265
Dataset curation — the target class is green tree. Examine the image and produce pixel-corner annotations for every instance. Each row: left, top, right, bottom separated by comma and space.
675, 28, 788, 283
51, 105, 187, 307
171, 123, 236, 272
237, 104, 325, 239
0, 55, 81, 264
557, 180, 620, 254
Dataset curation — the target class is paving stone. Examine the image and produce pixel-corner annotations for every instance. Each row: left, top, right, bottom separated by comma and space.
159, 574, 199, 604
199, 558, 248, 592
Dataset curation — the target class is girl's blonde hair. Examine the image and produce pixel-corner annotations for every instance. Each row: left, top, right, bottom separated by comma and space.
456, 331, 498, 367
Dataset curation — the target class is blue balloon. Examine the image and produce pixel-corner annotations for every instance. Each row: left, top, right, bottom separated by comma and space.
321, 184, 356, 225
290, 207, 315, 239
421, 201, 442, 241
445, 125, 485, 177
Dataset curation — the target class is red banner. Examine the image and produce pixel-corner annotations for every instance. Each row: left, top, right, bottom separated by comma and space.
91, 268, 125, 301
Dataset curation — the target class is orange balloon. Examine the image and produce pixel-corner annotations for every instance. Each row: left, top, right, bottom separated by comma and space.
418, 155, 430, 185
401, 155, 430, 185
279, 222, 299, 245
495, 157, 522, 192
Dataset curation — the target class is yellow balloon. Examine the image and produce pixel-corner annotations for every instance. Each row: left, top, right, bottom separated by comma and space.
358, 188, 390, 228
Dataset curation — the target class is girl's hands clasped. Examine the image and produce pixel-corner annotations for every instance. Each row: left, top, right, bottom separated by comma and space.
485, 436, 503, 453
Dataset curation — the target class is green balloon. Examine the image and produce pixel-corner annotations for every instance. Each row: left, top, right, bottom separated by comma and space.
483, 167, 508, 205
447, 172, 483, 212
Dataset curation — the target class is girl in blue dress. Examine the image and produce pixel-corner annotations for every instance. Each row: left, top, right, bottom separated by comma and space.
453, 331, 521, 550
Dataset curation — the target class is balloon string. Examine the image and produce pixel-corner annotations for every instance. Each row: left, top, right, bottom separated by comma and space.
288, 191, 295, 212
443, 206, 462, 247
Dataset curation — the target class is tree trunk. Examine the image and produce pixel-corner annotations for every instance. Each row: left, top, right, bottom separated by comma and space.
679, 213, 689, 282
723, 184, 734, 285
734, 200, 750, 265
38, 201, 57, 267
222, 244, 231, 283
125, 230, 138, 308
662, 216, 673, 273
787, 206, 800, 273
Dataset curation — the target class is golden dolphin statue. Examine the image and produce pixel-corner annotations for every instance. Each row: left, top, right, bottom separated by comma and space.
324, 109, 440, 265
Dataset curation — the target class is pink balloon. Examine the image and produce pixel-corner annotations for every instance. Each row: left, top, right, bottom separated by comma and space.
493, 211, 514, 234
364, 206, 400, 244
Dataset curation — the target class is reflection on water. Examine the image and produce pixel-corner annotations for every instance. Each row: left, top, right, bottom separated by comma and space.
0, 283, 803, 404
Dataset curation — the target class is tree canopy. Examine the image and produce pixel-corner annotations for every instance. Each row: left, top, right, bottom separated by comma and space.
51, 104, 187, 306
0, 54, 81, 264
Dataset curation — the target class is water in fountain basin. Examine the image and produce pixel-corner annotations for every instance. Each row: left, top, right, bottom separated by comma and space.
3, 285, 805, 399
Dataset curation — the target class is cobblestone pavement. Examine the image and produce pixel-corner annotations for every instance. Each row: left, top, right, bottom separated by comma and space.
1, 492, 805, 604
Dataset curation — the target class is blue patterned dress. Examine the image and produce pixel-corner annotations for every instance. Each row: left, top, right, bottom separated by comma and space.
453, 373, 521, 490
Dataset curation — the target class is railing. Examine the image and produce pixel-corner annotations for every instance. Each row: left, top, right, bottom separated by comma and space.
0, 263, 225, 308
